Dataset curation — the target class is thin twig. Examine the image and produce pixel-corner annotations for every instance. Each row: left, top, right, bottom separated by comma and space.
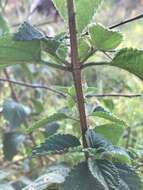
41, 61, 71, 72
81, 62, 109, 69
109, 13, 143, 29
0, 78, 66, 97
86, 93, 142, 98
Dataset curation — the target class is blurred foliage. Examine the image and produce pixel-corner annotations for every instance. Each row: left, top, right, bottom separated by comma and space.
0, 0, 143, 189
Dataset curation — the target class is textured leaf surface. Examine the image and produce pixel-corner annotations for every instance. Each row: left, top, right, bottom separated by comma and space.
64, 161, 104, 190
111, 48, 143, 81
53, 0, 102, 33
85, 129, 112, 151
115, 163, 143, 190
95, 123, 124, 145
14, 22, 44, 41
0, 35, 41, 68
28, 113, 68, 133
91, 106, 126, 126
32, 134, 80, 156
88, 159, 119, 189
89, 24, 123, 50
3, 99, 30, 128
23, 163, 70, 190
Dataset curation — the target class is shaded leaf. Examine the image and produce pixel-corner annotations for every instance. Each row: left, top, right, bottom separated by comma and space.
115, 163, 143, 190
111, 48, 143, 81
64, 161, 104, 190
85, 129, 112, 151
89, 24, 123, 50
3, 132, 25, 161
44, 122, 60, 137
32, 134, 80, 156
3, 99, 30, 128
14, 22, 44, 41
88, 159, 119, 189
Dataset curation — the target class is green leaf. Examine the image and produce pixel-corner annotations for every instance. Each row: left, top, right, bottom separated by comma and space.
91, 106, 126, 126
0, 14, 9, 36
56, 43, 68, 61
64, 161, 105, 190
115, 163, 143, 190
89, 24, 123, 50
53, 0, 102, 34
88, 159, 119, 189
32, 134, 80, 156
0, 35, 41, 68
85, 129, 112, 151
78, 37, 91, 61
28, 113, 68, 133
101, 147, 131, 164
94, 123, 124, 145
3, 99, 30, 128
23, 163, 70, 190
111, 48, 143, 81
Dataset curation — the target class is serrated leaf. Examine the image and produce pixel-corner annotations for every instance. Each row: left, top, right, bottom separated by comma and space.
111, 48, 143, 81
32, 134, 80, 156
101, 147, 131, 164
64, 161, 105, 190
94, 123, 124, 145
3, 99, 30, 128
53, 0, 102, 34
0, 34, 41, 68
91, 106, 126, 126
14, 22, 44, 41
23, 163, 70, 190
89, 24, 123, 50
115, 163, 143, 190
88, 159, 119, 190
28, 113, 68, 133
85, 129, 112, 152
3, 132, 25, 160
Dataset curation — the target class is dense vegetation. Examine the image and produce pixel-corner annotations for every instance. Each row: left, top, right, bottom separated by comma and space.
0, 0, 143, 189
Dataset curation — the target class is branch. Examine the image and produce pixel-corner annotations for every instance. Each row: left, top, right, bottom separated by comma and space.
81, 62, 109, 70
109, 13, 143, 29
86, 93, 142, 98
67, 0, 88, 149
0, 78, 66, 98
41, 61, 71, 72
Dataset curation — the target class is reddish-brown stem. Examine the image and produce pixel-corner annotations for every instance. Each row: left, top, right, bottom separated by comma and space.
67, 0, 88, 148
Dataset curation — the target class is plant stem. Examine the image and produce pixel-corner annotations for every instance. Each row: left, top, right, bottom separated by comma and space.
67, 0, 88, 148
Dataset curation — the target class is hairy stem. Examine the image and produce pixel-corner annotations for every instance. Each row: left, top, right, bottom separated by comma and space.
67, 0, 88, 148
